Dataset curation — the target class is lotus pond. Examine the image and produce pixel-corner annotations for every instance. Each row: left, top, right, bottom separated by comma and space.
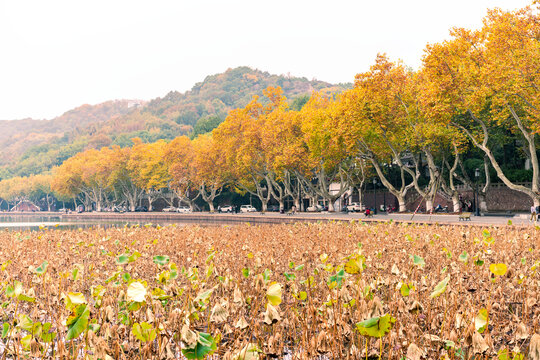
0, 222, 539, 359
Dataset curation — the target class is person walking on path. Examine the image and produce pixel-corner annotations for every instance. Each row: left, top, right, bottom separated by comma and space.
531, 205, 537, 222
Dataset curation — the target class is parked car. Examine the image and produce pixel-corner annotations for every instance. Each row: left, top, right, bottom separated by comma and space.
162, 206, 177, 212
346, 202, 365, 212
177, 206, 192, 213
135, 206, 148, 212
267, 205, 280, 212
306, 204, 323, 212
219, 205, 233, 213
240, 205, 257, 213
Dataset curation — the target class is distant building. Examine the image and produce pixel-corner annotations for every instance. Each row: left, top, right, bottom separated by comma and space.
11, 200, 40, 212
127, 101, 141, 109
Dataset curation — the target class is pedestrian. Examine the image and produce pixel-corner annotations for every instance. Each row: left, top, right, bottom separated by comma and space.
531, 205, 537, 222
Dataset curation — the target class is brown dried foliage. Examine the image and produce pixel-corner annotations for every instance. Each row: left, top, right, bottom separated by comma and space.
0, 222, 538, 359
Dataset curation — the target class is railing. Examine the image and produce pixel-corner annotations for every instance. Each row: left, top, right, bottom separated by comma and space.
455, 182, 532, 190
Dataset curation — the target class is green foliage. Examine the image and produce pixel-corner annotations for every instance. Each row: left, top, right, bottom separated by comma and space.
34, 260, 48, 275
412, 255, 425, 268
475, 308, 489, 333
290, 94, 310, 111
356, 314, 395, 338
430, 275, 450, 298
132, 322, 157, 342
181, 332, 217, 359
192, 115, 223, 138
153, 255, 170, 266
328, 269, 345, 289
66, 304, 90, 340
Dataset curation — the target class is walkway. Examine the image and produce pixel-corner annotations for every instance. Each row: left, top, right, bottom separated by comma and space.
58, 211, 537, 227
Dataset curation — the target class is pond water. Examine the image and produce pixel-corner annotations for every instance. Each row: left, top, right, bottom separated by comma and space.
0, 215, 183, 231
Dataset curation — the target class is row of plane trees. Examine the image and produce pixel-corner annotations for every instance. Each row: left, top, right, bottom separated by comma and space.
0, 5, 539, 213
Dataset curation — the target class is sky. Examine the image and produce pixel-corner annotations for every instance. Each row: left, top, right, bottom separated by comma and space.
0, 0, 532, 120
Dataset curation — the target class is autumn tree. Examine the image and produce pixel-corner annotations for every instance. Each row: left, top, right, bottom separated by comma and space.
29, 173, 56, 211
0, 177, 26, 210
213, 90, 277, 212
263, 103, 309, 210
165, 136, 201, 211
127, 139, 170, 211
52, 147, 121, 211
335, 58, 416, 212
191, 134, 226, 212
298, 93, 352, 212
107, 146, 145, 211
422, 5, 540, 206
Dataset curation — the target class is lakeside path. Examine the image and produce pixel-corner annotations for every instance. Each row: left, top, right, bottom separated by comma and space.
53, 211, 539, 227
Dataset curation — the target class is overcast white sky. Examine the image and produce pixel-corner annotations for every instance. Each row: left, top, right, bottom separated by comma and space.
0, 0, 532, 120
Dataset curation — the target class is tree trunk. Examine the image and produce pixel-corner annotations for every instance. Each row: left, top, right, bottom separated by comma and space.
200, 183, 221, 212
397, 196, 406, 213
173, 187, 200, 212
239, 173, 271, 213
146, 189, 162, 211
267, 173, 287, 211
300, 165, 350, 213
366, 152, 414, 213
425, 199, 433, 214
455, 109, 540, 207
284, 170, 302, 211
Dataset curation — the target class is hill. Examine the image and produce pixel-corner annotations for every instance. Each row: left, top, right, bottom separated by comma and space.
143, 66, 349, 126
0, 100, 141, 164
0, 67, 351, 179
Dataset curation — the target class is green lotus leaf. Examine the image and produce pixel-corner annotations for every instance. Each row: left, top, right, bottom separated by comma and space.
181, 332, 217, 359
430, 275, 450, 298
66, 304, 90, 340
356, 314, 396, 338
153, 255, 170, 266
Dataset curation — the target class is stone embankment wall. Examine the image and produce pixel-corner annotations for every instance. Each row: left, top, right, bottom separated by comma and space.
362, 184, 532, 212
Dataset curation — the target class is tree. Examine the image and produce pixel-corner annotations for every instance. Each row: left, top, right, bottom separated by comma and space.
127, 139, 170, 211
30, 173, 56, 211
192, 115, 223, 138
107, 146, 144, 212
422, 5, 540, 206
213, 89, 279, 212
191, 134, 225, 212
263, 104, 309, 211
52, 148, 113, 211
298, 93, 352, 212
334, 57, 416, 212
165, 136, 201, 211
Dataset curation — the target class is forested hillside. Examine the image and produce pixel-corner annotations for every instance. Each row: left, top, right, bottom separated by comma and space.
0, 67, 350, 179
0, 100, 137, 165
144, 66, 349, 126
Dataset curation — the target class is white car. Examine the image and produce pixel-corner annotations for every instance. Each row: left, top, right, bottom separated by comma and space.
306, 204, 323, 212
346, 202, 364, 212
240, 205, 257, 213
219, 205, 233, 213
162, 206, 177, 212
176, 206, 192, 213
